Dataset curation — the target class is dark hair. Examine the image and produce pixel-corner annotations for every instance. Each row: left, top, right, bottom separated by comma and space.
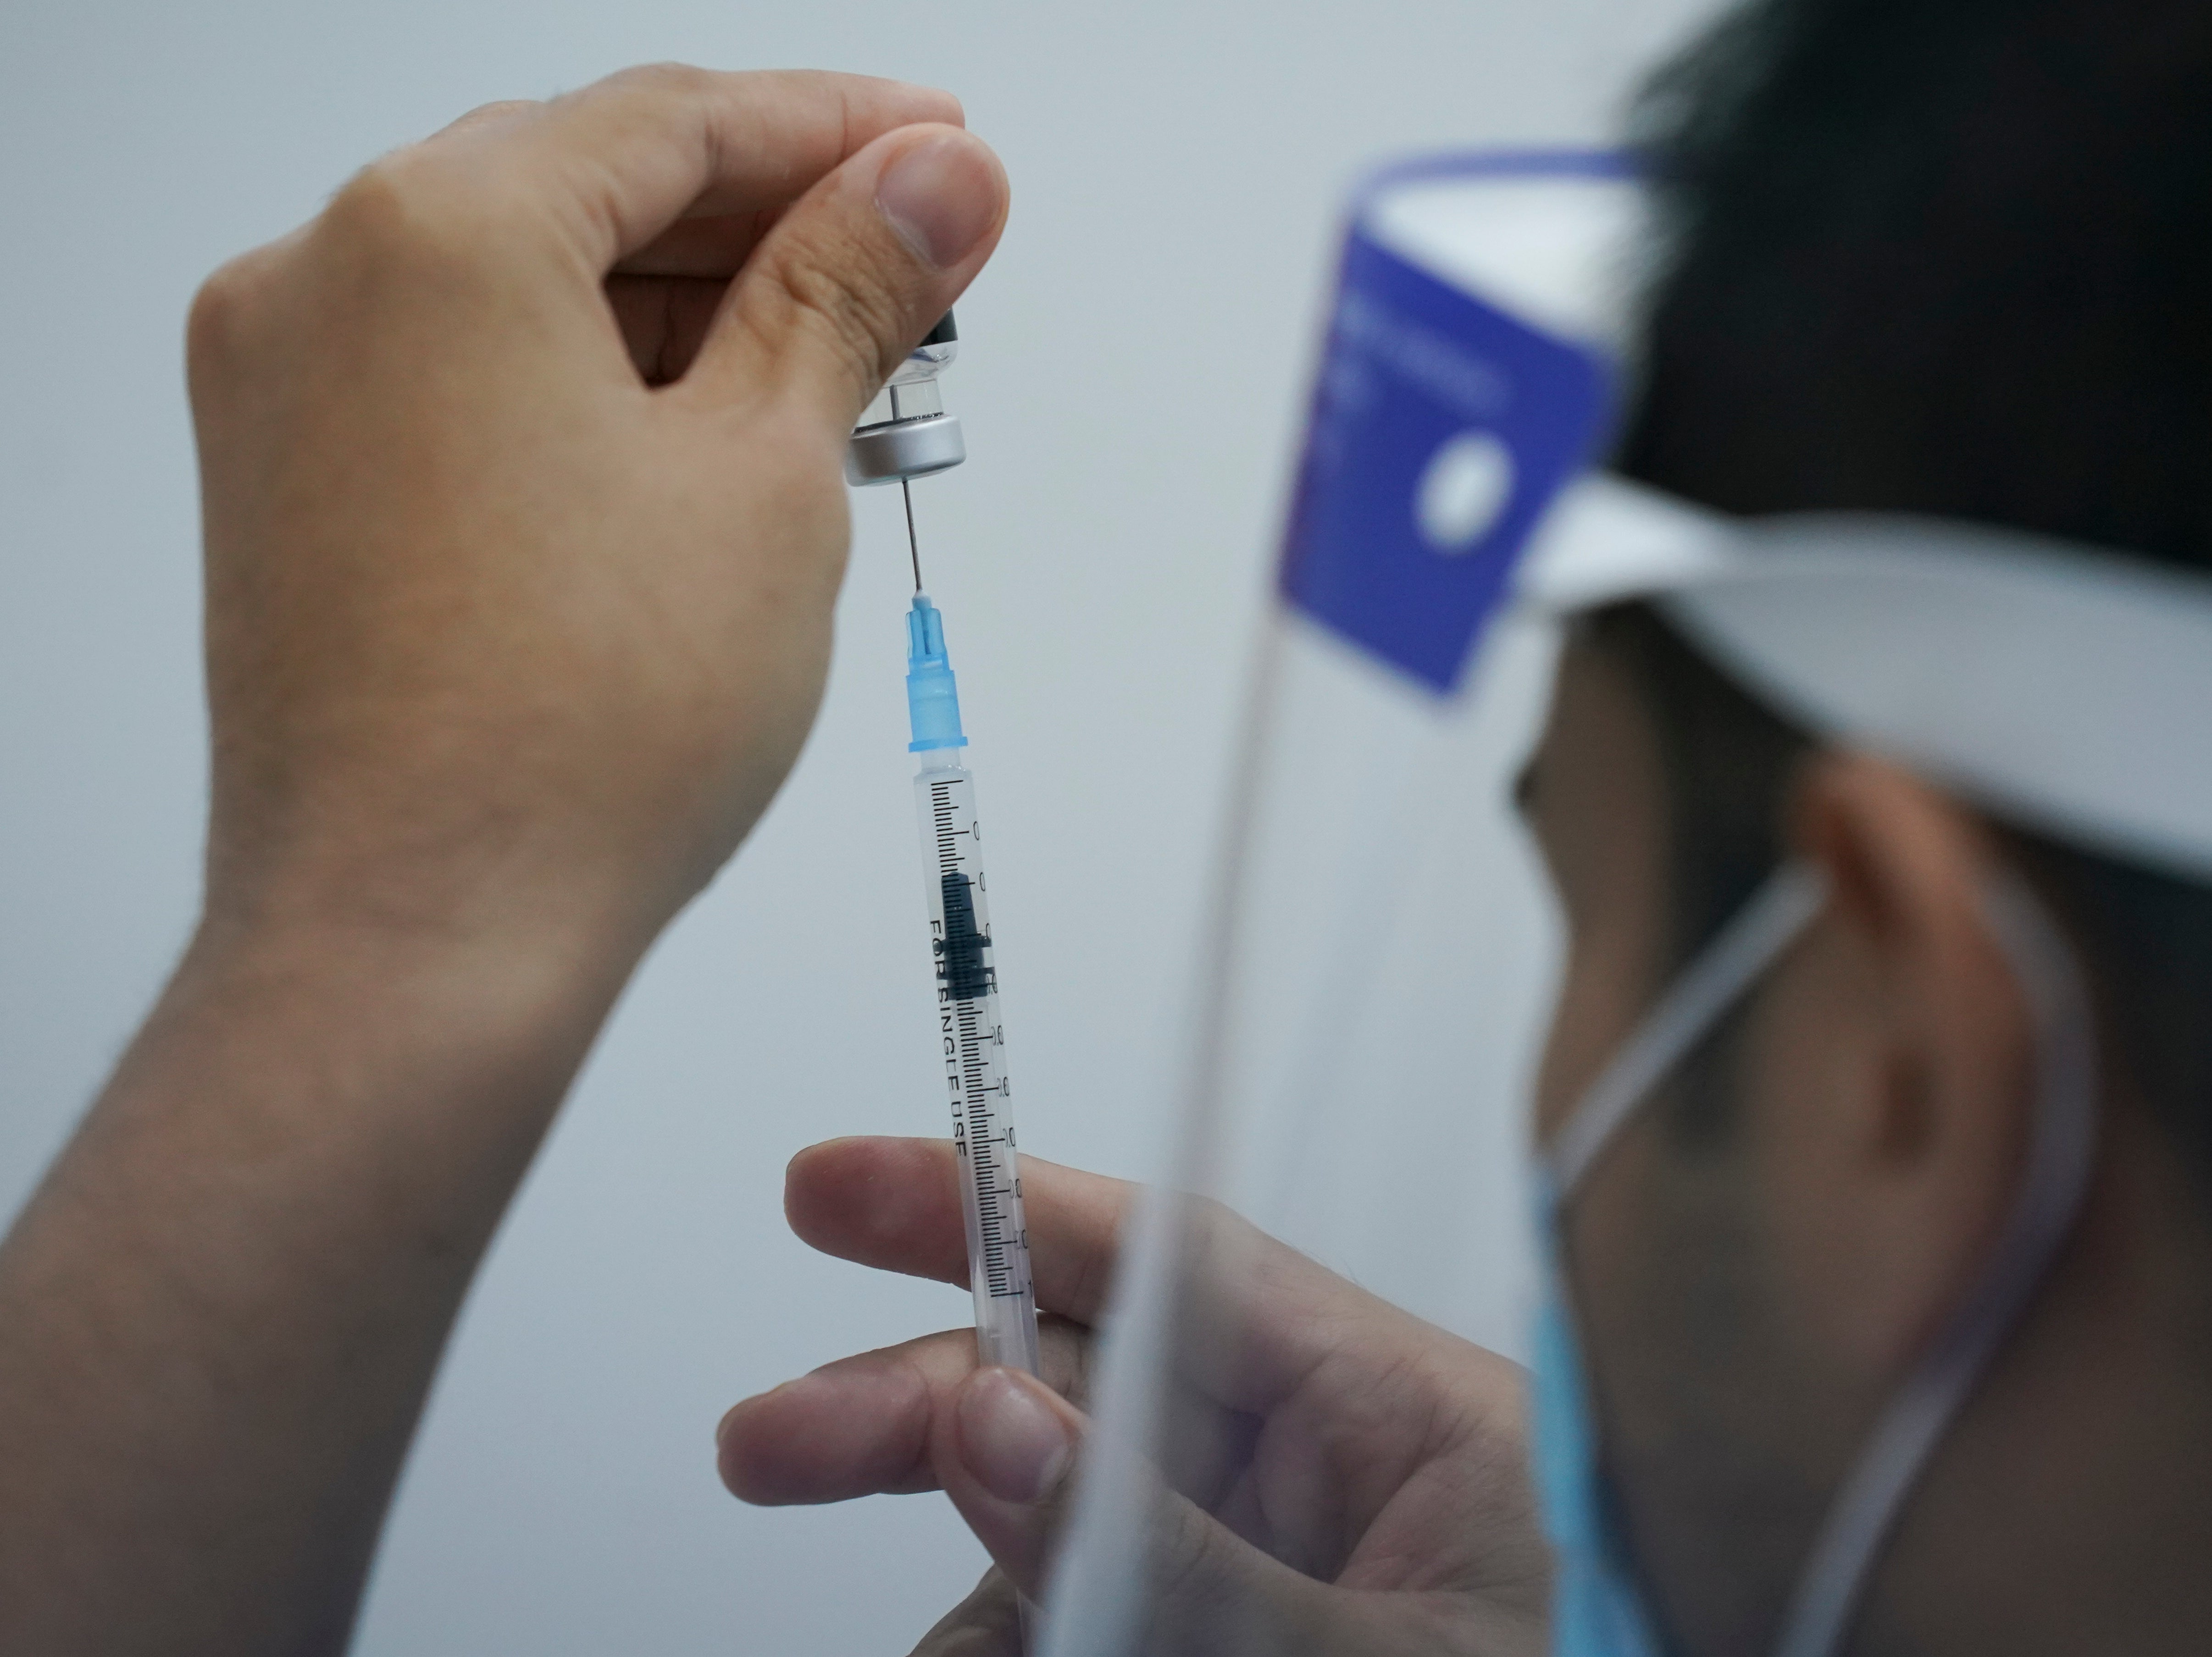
1603, 0, 2212, 1161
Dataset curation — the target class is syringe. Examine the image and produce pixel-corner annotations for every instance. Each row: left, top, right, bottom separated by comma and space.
903, 590, 1042, 1377
845, 311, 1041, 1380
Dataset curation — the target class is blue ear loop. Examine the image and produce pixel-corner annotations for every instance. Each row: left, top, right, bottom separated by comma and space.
1529, 861, 2096, 1657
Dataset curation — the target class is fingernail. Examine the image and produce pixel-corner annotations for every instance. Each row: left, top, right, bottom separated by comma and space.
876, 130, 1000, 268
957, 1369, 1075, 1505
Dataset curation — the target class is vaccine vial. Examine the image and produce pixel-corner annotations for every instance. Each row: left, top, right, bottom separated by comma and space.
847, 312, 966, 485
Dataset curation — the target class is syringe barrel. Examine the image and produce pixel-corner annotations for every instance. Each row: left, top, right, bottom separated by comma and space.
913, 745, 1041, 1376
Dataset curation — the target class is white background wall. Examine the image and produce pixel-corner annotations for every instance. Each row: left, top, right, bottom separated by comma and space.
0, 2, 1722, 1650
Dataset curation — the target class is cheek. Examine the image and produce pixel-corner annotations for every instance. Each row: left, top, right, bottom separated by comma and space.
1564, 1131, 1834, 1647
1534, 916, 1663, 1145
1568, 1128, 1765, 1449
1524, 650, 1673, 1146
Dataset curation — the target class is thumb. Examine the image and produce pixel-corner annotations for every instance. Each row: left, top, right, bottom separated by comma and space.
940, 1369, 1334, 1656
684, 122, 1007, 429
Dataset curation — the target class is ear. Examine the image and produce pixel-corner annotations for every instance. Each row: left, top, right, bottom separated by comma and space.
1748, 752, 2037, 1383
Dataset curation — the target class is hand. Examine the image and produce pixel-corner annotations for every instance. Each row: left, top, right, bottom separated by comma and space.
187, 68, 1009, 967
720, 1138, 1553, 1655
0, 72, 1008, 1657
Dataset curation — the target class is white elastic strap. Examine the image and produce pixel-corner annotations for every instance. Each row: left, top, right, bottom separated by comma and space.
1547, 862, 1829, 1193
1770, 875, 2098, 1657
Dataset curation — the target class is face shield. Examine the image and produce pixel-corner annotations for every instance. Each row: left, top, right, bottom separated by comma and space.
1029, 151, 2212, 1657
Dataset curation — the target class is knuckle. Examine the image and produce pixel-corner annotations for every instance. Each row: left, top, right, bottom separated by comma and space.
604, 60, 716, 102
186, 249, 278, 378
1152, 1499, 1230, 1610
425, 97, 545, 144
457, 97, 538, 126
768, 243, 910, 401
321, 158, 433, 249
316, 154, 485, 275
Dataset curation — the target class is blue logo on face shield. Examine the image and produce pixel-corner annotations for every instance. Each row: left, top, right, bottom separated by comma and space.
1280, 188, 1614, 694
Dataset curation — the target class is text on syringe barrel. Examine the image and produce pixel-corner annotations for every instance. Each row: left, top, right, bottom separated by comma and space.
914, 754, 1039, 1370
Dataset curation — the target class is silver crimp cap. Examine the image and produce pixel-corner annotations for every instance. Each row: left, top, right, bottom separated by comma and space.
845, 412, 966, 487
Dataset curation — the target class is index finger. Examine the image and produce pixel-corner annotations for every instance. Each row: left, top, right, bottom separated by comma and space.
786, 1137, 1128, 1325
407, 66, 963, 271
785, 1136, 1486, 1420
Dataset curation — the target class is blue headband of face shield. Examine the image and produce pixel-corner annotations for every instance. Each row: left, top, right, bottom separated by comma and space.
1030, 151, 2211, 1657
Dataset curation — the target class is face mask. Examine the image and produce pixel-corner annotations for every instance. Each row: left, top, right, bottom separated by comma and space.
1530, 1249, 1664, 1657
1529, 862, 2097, 1657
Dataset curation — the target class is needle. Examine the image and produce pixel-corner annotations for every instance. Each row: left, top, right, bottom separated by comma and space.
901, 477, 923, 592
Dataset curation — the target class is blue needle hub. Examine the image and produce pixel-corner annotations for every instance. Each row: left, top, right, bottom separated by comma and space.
905, 593, 968, 753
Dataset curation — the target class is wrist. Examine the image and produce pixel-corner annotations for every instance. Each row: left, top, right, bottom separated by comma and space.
181, 845, 655, 1130
199, 804, 682, 996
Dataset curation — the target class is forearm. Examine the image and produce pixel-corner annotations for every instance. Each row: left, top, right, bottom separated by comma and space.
0, 60, 1003, 1654
0, 904, 635, 1654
